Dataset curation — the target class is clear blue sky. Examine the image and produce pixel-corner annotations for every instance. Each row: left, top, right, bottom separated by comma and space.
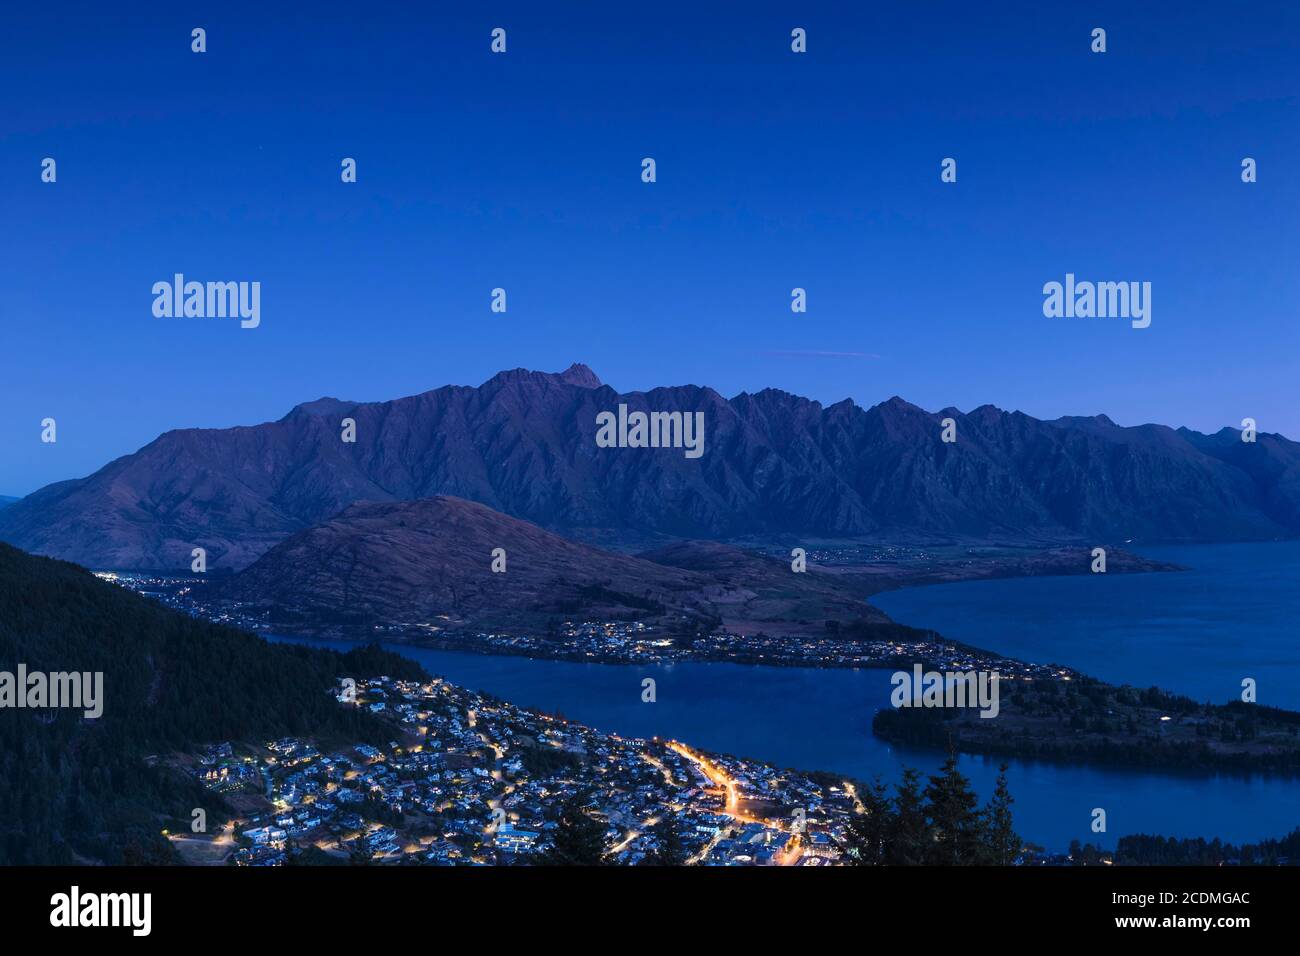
1, 1, 1297, 495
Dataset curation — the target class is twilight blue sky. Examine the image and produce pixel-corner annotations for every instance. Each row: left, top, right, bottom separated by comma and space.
1, 1, 1297, 495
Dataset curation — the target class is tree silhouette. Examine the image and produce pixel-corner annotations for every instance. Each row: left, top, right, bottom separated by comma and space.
922, 753, 985, 865
533, 792, 608, 866
643, 814, 689, 866
842, 777, 892, 865
984, 764, 1020, 865
887, 768, 929, 865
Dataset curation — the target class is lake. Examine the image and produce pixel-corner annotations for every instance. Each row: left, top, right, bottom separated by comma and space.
270, 545, 1300, 855
873, 541, 1300, 712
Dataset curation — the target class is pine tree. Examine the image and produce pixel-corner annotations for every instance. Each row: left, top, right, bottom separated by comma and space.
643, 814, 689, 866
841, 777, 893, 865
887, 767, 929, 865
922, 753, 985, 864
535, 792, 608, 866
984, 764, 1020, 865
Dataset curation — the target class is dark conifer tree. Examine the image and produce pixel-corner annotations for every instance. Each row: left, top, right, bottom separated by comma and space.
643, 814, 689, 866
922, 753, 985, 865
534, 792, 608, 866
984, 764, 1020, 865
841, 777, 893, 865
887, 767, 929, 865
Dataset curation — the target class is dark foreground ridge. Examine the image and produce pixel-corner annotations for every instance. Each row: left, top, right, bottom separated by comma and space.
0, 542, 422, 864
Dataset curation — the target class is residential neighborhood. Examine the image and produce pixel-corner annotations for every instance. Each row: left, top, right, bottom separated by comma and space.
170, 673, 870, 867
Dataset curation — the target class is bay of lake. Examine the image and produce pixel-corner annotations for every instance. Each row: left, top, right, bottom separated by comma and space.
873, 541, 1300, 712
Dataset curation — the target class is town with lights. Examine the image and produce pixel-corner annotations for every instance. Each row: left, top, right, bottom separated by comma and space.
165, 673, 869, 867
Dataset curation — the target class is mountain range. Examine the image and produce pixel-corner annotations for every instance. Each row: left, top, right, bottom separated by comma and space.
2, 363, 1297, 571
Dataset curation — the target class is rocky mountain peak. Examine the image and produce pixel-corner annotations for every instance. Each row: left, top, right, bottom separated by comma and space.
483, 363, 602, 390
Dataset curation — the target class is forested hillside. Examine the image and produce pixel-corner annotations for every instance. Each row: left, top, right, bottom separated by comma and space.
0, 542, 425, 864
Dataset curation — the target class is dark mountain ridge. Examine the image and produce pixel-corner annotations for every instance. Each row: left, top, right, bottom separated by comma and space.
214, 495, 895, 633
2, 363, 1297, 570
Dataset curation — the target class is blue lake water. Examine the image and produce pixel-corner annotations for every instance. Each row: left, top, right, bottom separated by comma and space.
269, 545, 1300, 855
873, 541, 1300, 712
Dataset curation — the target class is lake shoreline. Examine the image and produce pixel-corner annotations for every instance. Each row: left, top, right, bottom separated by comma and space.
262, 633, 1300, 852
261, 625, 1300, 778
